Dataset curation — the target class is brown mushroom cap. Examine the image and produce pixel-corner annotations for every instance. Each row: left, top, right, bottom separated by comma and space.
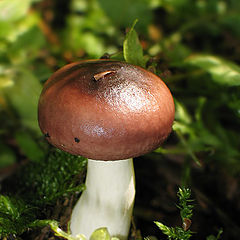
38, 60, 175, 160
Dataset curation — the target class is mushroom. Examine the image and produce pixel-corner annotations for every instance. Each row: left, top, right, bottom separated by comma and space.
38, 60, 175, 239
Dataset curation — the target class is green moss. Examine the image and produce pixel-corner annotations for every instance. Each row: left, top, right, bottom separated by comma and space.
0, 195, 37, 237
21, 149, 86, 205
0, 148, 87, 238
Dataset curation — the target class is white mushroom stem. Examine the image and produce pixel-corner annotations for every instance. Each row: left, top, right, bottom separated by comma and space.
70, 158, 136, 240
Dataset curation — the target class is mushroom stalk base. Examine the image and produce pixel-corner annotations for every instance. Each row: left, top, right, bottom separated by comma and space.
70, 158, 135, 240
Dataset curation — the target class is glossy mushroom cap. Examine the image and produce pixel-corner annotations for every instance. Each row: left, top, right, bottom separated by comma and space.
38, 60, 175, 160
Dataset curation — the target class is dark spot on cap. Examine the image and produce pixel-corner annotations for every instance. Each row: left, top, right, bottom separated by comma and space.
74, 137, 80, 143
44, 133, 50, 138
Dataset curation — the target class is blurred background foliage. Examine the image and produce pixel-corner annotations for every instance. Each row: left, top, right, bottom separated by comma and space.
0, 0, 240, 239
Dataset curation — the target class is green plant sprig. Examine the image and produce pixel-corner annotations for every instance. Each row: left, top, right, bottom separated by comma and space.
177, 188, 194, 222
154, 187, 194, 240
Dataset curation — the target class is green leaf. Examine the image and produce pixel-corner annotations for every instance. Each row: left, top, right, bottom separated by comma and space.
0, 11, 40, 44
90, 228, 111, 240
175, 100, 192, 125
0, 142, 16, 168
97, 0, 152, 30
185, 54, 240, 86
0, 0, 32, 22
64, 14, 117, 58
3, 68, 42, 133
123, 20, 145, 68
40, 220, 86, 240
206, 229, 223, 240
221, 14, 240, 37
15, 130, 45, 162
207, 236, 217, 240
228, 92, 240, 118
8, 26, 46, 63
0, 76, 14, 89
173, 127, 201, 166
